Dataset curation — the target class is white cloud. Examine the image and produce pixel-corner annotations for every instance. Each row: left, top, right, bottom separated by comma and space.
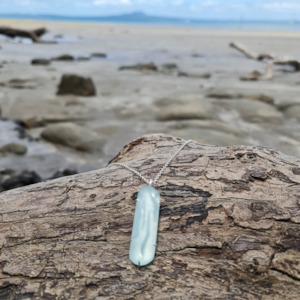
93, 0, 132, 5
260, 1, 300, 11
172, 0, 183, 6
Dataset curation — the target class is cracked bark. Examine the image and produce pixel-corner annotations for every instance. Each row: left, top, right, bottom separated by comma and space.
0, 133, 300, 299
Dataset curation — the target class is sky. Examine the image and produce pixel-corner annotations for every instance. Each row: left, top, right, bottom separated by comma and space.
0, 0, 300, 21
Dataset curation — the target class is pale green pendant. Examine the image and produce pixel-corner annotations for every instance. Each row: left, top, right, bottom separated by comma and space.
129, 185, 160, 266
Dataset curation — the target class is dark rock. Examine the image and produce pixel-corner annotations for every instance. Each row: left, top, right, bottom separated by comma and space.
240, 70, 262, 81
191, 53, 204, 58
52, 54, 75, 61
119, 63, 158, 72
77, 56, 90, 61
207, 92, 274, 105
57, 74, 96, 96
31, 58, 51, 66
161, 63, 178, 70
0, 143, 27, 155
0, 169, 41, 192
178, 72, 211, 79
178, 71, 189, 77
41, 123, 105, 152
91, 52, 107, 58
50, 168, 78, 179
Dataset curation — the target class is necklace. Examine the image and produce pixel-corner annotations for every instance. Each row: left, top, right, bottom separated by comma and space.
108, 139, 196, 267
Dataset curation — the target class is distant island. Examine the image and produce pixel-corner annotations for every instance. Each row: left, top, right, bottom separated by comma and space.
0, 11, 190, 24
0, 12, 298, 30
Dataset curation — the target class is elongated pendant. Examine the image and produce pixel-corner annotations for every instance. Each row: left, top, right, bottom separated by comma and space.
129, 185, 160, 266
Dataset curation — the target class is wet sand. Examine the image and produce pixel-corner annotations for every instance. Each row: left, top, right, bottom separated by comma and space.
1, 19, 300, 178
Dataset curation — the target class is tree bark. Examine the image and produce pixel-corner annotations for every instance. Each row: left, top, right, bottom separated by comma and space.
0, 133, 300, 299
0, 27, 48, 43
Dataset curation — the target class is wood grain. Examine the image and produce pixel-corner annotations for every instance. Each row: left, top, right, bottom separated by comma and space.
0, 133, 300, 299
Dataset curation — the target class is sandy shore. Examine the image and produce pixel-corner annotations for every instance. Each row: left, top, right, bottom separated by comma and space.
1, 19, 300, 180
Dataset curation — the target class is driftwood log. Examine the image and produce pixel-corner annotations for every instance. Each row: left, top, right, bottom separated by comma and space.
230, 41, 300, 79
0, 26, 48, 43
0, 133, 300, 299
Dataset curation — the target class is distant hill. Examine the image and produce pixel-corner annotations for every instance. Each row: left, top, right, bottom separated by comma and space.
0, 12, 189, 25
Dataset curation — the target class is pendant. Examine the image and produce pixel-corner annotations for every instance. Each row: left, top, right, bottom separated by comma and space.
129, 185, 160, 266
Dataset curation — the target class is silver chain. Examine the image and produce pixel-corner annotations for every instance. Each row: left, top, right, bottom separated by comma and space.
108, 139, 197, 186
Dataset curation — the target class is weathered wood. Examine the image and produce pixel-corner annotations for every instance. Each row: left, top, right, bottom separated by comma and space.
0, 133, 300, 299
230, 41, 300, 79
0, 26, 48, 43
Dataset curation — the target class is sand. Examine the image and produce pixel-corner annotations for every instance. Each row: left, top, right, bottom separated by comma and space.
1, 19, 300, 177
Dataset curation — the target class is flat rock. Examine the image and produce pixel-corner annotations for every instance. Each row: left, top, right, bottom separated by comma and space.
284, 105, 300, 121
31, 58, 51, 66
156, 95, 216, 121
52, 54, 75, 61
91, 52, 107, 58
0, 142, 27, 155
57, 74, 96, 96
178, 72, 211, 79
170, 128, 244, 146
218, 99, 283, 124
41, 123, 105, 152
119, 63, 158, 72
167, 119, 241, 136
208, 91, 274, 105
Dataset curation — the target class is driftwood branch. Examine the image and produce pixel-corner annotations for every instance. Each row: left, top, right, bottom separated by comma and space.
230, 41, 300, 79
0, 26, 49, 43
0, 133, 300, 299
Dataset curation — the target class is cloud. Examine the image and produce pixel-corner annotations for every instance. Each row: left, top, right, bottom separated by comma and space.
259, 0, 300, 11
172, 0, 183, 6
93, 0, 132, 5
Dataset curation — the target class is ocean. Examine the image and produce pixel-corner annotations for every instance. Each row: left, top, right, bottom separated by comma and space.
0, 13, 300, 31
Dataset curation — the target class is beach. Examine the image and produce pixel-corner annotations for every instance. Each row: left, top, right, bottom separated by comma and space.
1, 19, 300, 181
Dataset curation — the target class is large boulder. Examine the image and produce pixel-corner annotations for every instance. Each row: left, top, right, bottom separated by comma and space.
57, 74, 96, 96
41, 123, 105, 153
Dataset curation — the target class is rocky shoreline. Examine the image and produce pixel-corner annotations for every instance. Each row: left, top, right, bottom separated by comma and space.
1, 20, 300, 191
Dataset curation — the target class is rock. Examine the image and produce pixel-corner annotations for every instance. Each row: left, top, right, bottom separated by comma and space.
50, 168, 78, 179
77, 56, 90, 61
246, 94, 274, 105
240, 70, 262, 81
167, 119, 241, 136
91, 52, 107, 58
284, 105, 300, 121
31, 58, 51, 66
0, 169, 41, 192
161, 63, 178, 70
218, 99, 283, 124
207, 91, 274, 105
7, 78, 36, 89
191, 53, 204, 57
119, 63, 158, 72
156, 95, 216, 121
170, 128, 243, 146
0, 143, 27, 155
41, 123, 105, 152
276, 98, 300, 111
178, 72, 211, 79
57, 74, 96, 96
52, 54, 74, 61
21, 117, 45, 129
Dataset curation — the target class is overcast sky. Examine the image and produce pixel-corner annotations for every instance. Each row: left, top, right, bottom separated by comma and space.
1, 0, 300, 20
